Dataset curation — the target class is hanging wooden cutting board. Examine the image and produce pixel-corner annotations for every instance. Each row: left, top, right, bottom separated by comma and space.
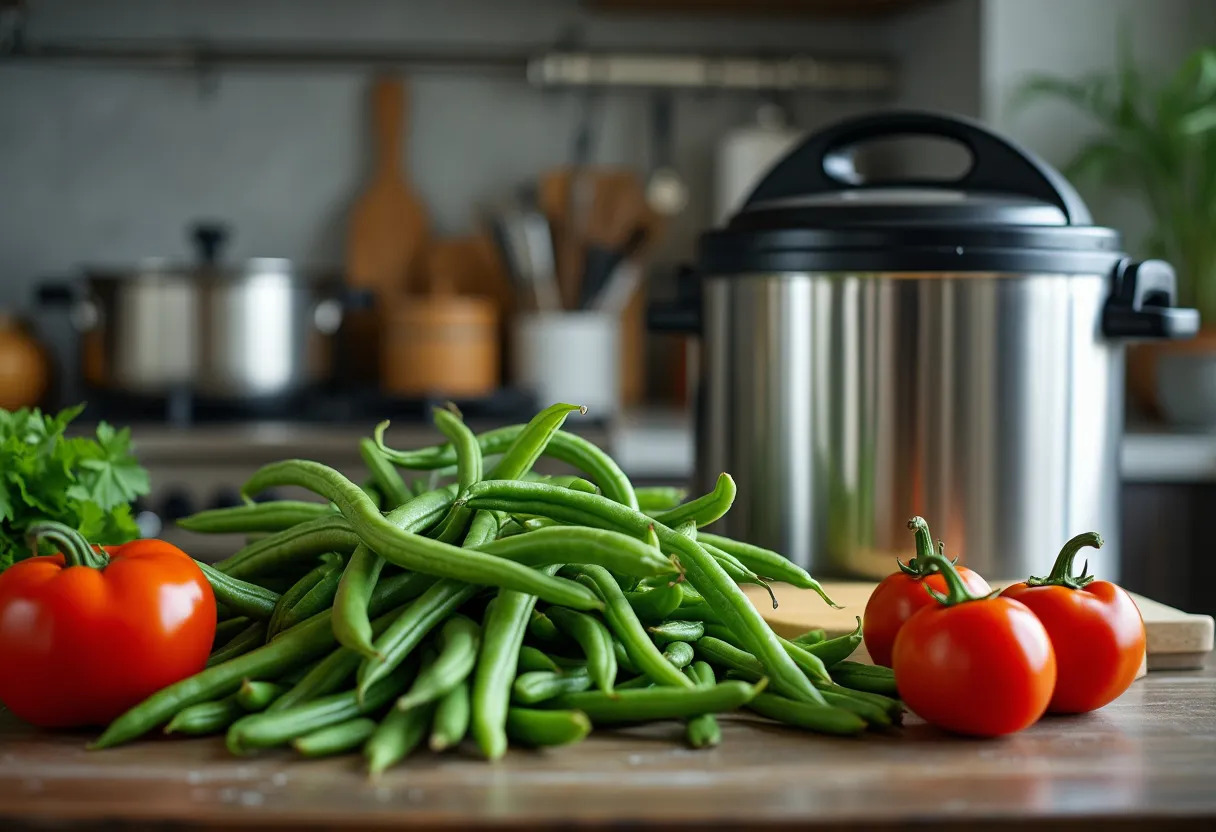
345, 76, 429, 381
743, 581, 1215, 674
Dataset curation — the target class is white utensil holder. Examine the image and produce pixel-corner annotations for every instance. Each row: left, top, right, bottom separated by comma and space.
512, 312, 621, 417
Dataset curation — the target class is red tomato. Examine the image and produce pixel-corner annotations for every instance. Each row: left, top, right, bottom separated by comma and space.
893, 591, 1057, 737
0, 522, 215, 727
864, 516, 991, 667
1001, 532, 1144, 714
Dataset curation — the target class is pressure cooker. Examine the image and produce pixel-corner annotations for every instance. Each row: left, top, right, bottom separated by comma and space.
653, 111, 1199, 581
40, 224, 367, 400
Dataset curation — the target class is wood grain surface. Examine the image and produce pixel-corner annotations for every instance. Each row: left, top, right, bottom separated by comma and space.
1, 661, 1214, 831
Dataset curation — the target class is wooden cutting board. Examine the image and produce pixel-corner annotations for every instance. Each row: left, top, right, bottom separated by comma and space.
743, 581, 1215, 672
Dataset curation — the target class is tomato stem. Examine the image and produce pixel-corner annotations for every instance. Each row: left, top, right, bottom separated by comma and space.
898, 516, 938, 578
917, 551, 989, 607
1026, 532, 1103, 590
26, 521, 109, 569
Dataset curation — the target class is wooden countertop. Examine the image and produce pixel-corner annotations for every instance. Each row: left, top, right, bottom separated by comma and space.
2, 662, 1214, 831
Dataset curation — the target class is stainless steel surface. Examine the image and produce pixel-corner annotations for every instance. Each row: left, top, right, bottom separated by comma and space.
698, 271, 1123, 581
195, 258, 337, 397
76, 259, 343, 398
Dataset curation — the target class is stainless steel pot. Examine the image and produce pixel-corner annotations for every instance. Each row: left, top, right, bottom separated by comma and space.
58, 225, 353, 399
653, 111, 1200, 581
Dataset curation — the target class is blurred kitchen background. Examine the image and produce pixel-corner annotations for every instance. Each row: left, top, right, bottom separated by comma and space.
1, 0, 1215, 613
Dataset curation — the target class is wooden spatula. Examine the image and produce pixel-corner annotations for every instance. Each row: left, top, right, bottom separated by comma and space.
347, 76, 428, 292
345, 76, 428, 381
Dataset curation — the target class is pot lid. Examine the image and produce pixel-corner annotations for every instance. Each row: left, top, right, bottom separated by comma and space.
699, 111, 1126, 275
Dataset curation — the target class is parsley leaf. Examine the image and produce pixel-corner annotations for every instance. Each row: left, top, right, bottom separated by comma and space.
0, 406, 151, 571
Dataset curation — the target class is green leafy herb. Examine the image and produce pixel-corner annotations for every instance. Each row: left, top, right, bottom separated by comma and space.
0, 405, 150, 571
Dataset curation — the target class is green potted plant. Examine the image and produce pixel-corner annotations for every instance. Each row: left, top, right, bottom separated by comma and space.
1019, 44, 1216, 424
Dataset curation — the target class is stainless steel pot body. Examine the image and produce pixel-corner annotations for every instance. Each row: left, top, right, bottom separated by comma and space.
697, 270, 1123, 581
80, 259, 341, 398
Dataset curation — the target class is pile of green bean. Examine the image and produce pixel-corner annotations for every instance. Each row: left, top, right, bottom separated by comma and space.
93, 403, 900, 770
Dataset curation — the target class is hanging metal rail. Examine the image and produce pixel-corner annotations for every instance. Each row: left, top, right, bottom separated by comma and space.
0, 36, 894, 94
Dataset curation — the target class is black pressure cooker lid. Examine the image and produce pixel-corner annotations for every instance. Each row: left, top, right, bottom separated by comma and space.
699, 111, 1126, 275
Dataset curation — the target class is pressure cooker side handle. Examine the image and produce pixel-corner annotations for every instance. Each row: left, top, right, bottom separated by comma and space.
1102, 259, 1201, 340
742, 110, 1093, 226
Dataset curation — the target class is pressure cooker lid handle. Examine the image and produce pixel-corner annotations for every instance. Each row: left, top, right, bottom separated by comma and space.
741, 110, 1094, 226
191, 222, 230, 266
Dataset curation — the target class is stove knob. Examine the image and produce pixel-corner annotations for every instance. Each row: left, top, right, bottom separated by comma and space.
160, 488, 195, 523
211, 488, 243, 510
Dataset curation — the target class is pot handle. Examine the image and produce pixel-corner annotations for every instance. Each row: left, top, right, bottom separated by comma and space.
741, 110, 1093, 226
1102, 259, 1200, 340
35, 281, 101, 332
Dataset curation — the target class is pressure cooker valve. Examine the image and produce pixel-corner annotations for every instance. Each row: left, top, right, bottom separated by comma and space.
1102, 259, 1200, 340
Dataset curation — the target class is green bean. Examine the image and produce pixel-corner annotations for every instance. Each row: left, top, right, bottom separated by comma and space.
512, 668, 593, 705
704, 544, 774, 603
227, 663, 413, 755
366, 701, 436, 775
490, 403, 585, 482
194, 560, 280, 620
792, 628, 828, 646
623, 582, 684, 623
747, 692, 867, 736
649, 474, 735, 529
271, 564, 343, 637
375, 424, 638, 509
612, 638, 638, 674
206, 621, 267, 667
615, 673, 652, 691
359, 437, 412, 509
518, 645, 564, 675
661, 640, 695, 670
472, 564, 560, 760
684, 661, 721, 749
778, 637, 831, 683
571, 565, 693, 690
818, 681, 903, 723
357, 514, 499, 696
178, 500, 333, 534
528, 608, 566, 646
802, 618, 863, 668
293, 717, 378, 758
213, 616, 251, 649
634, 486, 687, 512
359, 477, 384, 511
335, 487, 468, 660
163, 696, 243, 736
357, 581, 479, 698
242, 460, 602, 611
459, 481, 821, 704
429, 680, 470, 752
506, 708, 591, 748
271, 607, 403, 712
548, 680, 762, 724
213, 515, 363, 579
396, 614, 480, 710
695, 636, 770, 679
811, 685, 892, 728
698, 532, 838, 607
431, 407, 483, 493
830, 661, 900, 697
674, 599, 721, 623
648, 620, 705, 646
478, 526, 673, 578
93, 568, 436, 748
235, 680, 285, 712
266, 555, 343, 638
545, 607, 616, 693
